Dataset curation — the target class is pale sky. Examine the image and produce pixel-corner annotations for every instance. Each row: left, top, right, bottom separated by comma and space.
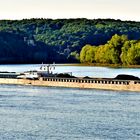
0, 0, 140, 21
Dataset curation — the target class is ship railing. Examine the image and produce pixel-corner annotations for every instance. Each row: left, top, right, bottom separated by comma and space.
40, 77, 140, 85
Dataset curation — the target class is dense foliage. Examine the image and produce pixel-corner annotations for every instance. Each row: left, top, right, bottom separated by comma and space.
80, 34, 140, 65
0, 18, 140, 64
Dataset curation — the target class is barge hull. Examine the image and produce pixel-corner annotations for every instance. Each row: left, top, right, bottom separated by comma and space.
0, 78, 140, 92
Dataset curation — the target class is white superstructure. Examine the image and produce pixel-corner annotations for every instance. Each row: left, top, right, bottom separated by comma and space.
17, 63, 56, 79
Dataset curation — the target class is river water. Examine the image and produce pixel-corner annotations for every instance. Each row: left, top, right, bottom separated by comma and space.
0, 65, 140, 140
0, 64, 140, 78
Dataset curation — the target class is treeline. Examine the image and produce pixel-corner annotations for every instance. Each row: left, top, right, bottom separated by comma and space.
0, 18, 140, 63
80, 34, 140, 65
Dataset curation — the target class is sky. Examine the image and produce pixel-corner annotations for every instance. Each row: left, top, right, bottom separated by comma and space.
0, 0, 140, 21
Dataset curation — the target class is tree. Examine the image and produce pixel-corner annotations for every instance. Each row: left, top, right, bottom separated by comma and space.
127, 42, 140, 65
120, 40, 137, 64
107, 34, 128, 54
94, 34, 128, 64
95, 44, 120, 64
80, 45, 97, 63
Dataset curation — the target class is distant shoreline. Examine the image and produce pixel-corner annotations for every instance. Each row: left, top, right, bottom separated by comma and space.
59, 63, 140, 68
0, 63, 140, 68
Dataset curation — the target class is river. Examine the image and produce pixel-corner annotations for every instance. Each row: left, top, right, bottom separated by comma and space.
0, 64, 140, 78
0, 65, 140, 139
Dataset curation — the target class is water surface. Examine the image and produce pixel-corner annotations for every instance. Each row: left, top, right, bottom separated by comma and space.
0, 64, 140, 78
0, 85, 140, 140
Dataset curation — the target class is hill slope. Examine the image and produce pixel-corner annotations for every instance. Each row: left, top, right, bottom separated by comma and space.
0, 18, 140, 63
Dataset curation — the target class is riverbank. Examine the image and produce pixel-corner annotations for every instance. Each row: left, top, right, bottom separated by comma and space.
0, 63, 140, 68
60, 63, 140, 68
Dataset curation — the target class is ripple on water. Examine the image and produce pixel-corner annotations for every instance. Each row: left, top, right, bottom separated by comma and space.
0, 85, 140, 140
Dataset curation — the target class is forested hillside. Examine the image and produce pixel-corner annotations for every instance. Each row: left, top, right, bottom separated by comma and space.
0, 18, 140, 64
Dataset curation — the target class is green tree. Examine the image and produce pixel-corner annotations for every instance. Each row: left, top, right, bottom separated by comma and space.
120, 40, 137, 64
107, 34, 128, 54
127, 42, 140, 65
80, 45, 97, 63
95, 44, 120, 64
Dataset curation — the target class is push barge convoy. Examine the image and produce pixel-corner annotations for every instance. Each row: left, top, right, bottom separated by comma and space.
0, 64, 140, 92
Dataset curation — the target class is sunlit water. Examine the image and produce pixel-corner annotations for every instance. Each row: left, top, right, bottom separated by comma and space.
0, 65, 140, 139
0, 85, 140, 140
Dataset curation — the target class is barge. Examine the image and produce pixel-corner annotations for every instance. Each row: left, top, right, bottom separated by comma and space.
0, 76, 140, 92
0, 64, 140, 92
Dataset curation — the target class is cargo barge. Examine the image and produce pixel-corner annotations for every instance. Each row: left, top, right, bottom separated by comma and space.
0, 64, 140, 92
0, 76, 140, 92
